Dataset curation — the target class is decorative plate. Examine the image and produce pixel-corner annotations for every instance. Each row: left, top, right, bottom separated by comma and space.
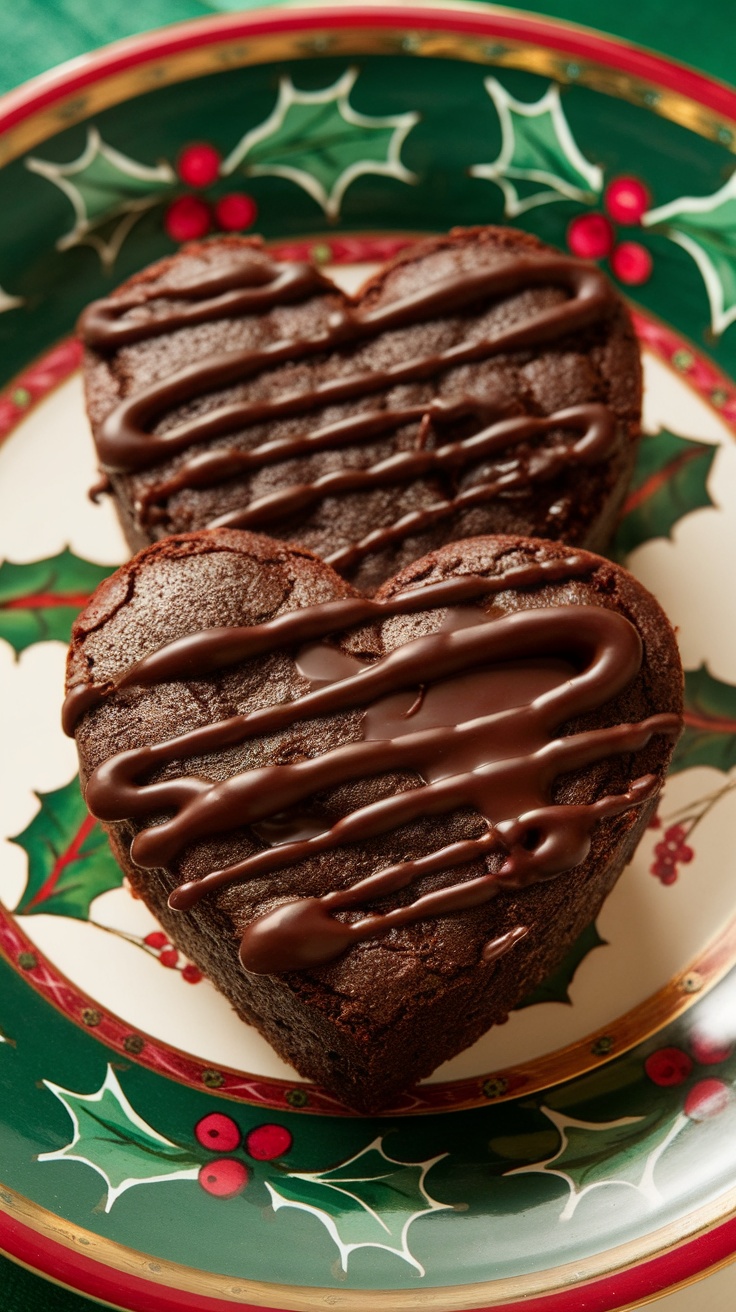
2, 6, 736, 1309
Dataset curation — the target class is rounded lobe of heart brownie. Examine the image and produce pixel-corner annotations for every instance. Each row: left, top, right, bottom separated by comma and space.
66, 529, 681, 1044
82, 228, 642, 591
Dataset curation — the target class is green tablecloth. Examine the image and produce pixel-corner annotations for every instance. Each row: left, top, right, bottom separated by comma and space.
0, 2, 733, 1308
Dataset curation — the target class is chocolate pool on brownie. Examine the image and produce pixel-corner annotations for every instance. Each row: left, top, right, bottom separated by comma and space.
64, 529, 682, 1113
80, 227, 642, 594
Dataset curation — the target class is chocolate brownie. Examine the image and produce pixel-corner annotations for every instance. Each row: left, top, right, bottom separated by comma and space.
80, 227, 642, 594
64, 529, 681, 1112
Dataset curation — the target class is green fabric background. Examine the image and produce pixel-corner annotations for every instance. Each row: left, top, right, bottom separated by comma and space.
0, 1, 733, 1308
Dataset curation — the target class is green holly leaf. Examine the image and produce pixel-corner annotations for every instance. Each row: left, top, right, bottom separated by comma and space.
39, 1066, 200, 1210
470, 78, 602, 217
669, 665, 736, 774
222, 68, 419, 221
644, 172, 736, 336
515, 921, 606, 1010
266, 1137, 450, 1273
613, 428, 717, 558
11, 776, 123, 919
507, 1105, 688, 1218
26, 128, 175, 269
0, 548, 112, 656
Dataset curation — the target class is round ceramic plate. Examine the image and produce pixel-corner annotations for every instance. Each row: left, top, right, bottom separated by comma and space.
2, 5, 736, 1309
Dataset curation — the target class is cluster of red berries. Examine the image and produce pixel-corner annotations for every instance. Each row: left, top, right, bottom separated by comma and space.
143, 930, 203, 983
648, 819, 694, 885
645, 1027, 734, 1120
567, 175, 652, 286
195, 1112, 293, 1198
164, 142, 258, 244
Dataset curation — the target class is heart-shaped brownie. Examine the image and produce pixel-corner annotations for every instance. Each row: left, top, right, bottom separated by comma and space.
65, 528, 681, 1112
81, 227, 641, 593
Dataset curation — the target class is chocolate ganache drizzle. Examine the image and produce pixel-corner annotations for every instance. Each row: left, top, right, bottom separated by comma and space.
65, 555, 681, 975
79, 251, 620, 567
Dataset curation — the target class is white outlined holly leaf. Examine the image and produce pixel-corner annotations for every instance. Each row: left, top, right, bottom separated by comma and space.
39, 1066, 200, 1211
26, 128, 175, 269
644, 173, 736, 336
507, 1106, 688, 1220
266, 1136, 450, 1273
222, 68, 419, 221
470, 78, 602, 217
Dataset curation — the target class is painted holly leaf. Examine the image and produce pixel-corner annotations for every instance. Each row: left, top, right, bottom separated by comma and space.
0, 547, 112, 656
11, 775, 123, 919
0, 285, 23, 314
266, 1136, 450, 1273
39, 1066, 200, 1210
507, 1106, 688, 1219
26, 128, 175, 269
222, 68, 419, 221
613, 428, 717, 559
644, 172, 736, 336
515, 921, 606, 1010
470, 78, 602, 217
670, 665, 736, 774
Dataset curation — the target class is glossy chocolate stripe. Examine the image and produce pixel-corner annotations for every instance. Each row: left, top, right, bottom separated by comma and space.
163, 716, 672, 908
135, 396, 501, 521
71, 555, 680, 974
87, 603, 643, 841
91, 256, 613, 474
208, 404, 616, 534
62, 555, 594, 733
79, 260, 333, 350
238, 780, 659, 975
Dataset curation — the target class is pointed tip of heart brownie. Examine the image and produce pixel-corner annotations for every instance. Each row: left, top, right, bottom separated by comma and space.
80, 224, 642, 593
65, 529, 682, 1113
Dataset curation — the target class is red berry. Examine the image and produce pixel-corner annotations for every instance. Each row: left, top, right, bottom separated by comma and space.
677, 844, 694, 863
195, 1112, 241, 1152
604, 176, 650, 225
645, 1046, 693, 1087
647, 812, 662, 829
159, 947, 179, 968
164, 196, 211, 243
144, 931, 168, 949
651, 859, 675, 878
659, 870, 678, 885
245, 1123, 293, 1161
689, 1030, 734, 1066
685, 1078, 732, 1121
611, 241, 653, 286
198, 1158, 248, 1197
182, 963, 203, 984
567, 212, 614, 260
664, 824, 686, 843
177, 143, 221, 188
215, 192, 258, 232
653, 844, 675, 863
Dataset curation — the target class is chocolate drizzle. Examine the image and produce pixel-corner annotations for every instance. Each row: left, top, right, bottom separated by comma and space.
78, 258, 333, 351
81, 250, 618, 568
66, 555, 681, 975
